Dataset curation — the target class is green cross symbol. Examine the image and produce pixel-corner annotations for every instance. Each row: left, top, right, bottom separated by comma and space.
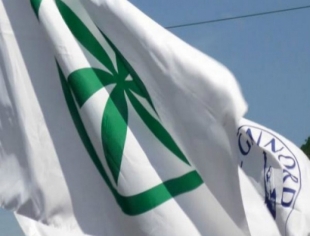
67, 49, 190, 185
32, 0, 204, 215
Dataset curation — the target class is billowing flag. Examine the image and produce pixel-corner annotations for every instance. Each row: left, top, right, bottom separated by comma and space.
15, 213, 91, 236
1, 0, 280, 235
238, 118, 310, 236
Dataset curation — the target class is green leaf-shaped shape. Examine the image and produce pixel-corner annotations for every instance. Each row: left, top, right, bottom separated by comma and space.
102, 86, 128, 183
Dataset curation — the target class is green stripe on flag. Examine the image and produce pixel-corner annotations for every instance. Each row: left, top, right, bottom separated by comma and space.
119, 170, 203, 215
30, 0, 43, 18
55, 0, 116, 75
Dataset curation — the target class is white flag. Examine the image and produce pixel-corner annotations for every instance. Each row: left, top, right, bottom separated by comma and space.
0, 0, 279, 235
238, 118, 310, 236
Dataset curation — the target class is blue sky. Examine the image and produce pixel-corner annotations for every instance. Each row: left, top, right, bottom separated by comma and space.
1, 1, 310, 234
130, 0, 310, 146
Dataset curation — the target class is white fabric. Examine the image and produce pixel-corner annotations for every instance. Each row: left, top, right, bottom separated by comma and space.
238, 118, 310, 236
15, 213, 92, 236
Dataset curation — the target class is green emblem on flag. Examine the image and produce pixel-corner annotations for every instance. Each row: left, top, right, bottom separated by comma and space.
32, 0, 203, 215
